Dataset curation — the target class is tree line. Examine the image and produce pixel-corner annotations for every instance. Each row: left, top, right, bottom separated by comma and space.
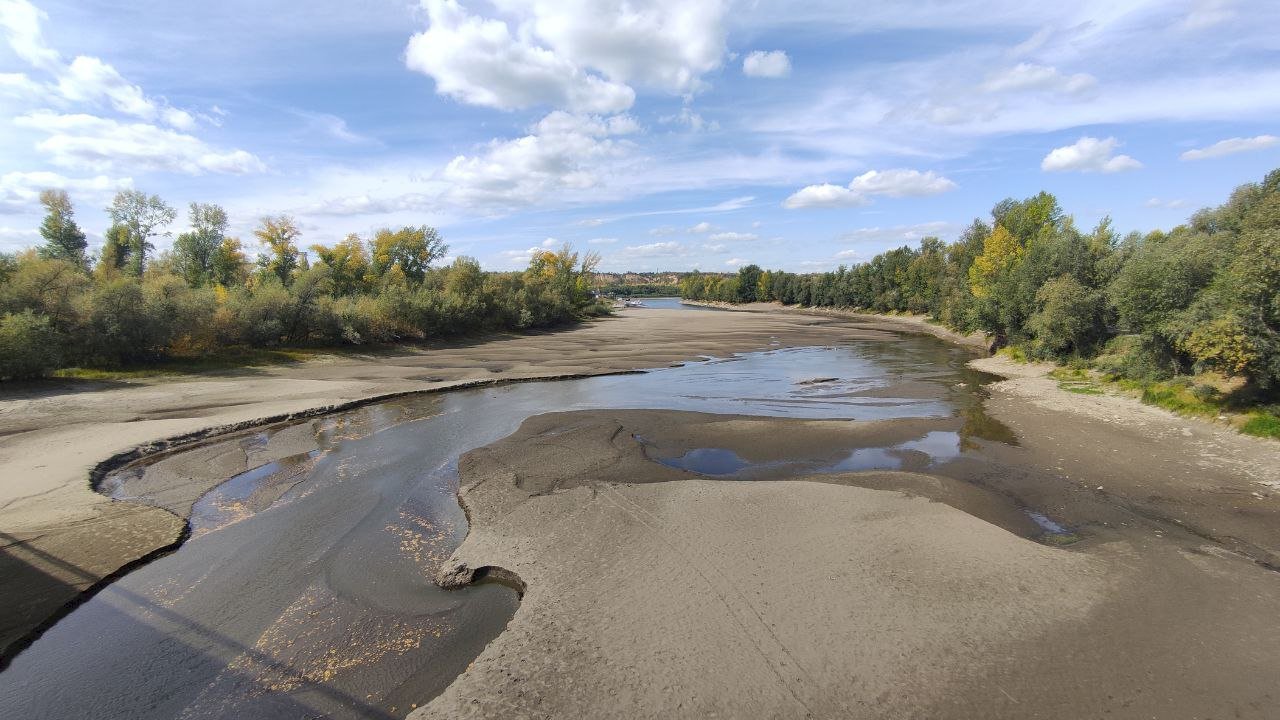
0, 190, 606, 379
682, 169, 1280, 396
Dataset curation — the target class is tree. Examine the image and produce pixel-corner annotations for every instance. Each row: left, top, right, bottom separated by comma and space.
106, 190, 176, 277
253, 215, 301, 286
211, 237, 249, 287
736, 264, 762, 303
1027, 275, 1105, 358
98, 224, 132, 275
172, 202, 228, 286
311, 234, 370, 295
370, 225, 447, 283
37, 190, 88, 269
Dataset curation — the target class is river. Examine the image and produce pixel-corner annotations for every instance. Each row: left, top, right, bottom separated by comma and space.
0, 334, 1017, 719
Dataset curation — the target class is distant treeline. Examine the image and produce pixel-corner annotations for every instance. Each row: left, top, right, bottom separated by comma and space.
0, 190, 606, 379
598, 283, 681, 297
683, 169, 1280, 395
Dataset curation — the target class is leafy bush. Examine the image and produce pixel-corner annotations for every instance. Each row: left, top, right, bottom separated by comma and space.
0, 311, 62, 379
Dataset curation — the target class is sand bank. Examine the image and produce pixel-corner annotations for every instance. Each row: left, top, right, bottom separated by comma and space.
415, 407, 1280, 719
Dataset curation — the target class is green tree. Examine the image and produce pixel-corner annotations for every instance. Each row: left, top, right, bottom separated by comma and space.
37, 189, 88, 269
172, 203, 228, 287
106, 190, 176, 277
253, 215, 301, 286
736, 264, 762, 303
311, 234, 371, 295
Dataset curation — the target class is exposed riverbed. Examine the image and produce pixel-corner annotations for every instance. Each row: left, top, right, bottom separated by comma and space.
0, 334, 1031, 719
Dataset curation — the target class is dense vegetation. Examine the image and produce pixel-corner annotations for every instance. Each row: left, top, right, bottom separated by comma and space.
0, 191, 607, 379
683, 169, 1280, 401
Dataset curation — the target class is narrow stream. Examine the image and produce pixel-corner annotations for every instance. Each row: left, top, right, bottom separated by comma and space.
0, 336, 1020, 719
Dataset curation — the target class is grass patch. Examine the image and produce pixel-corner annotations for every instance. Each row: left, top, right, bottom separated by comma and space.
52, 347, 320, 381
997, 345, 1028, 363
1050, 367, 1104, 394
1241, 411, 1280, 439
1138, 382, 1219, 418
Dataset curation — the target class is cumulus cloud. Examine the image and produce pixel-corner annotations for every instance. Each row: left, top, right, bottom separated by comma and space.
708, 231, 758, 241
725, 257, 747, 266
743, 50, 791, 78
1180, 134, 1278, 161
14, 111, 267, 175
836, 221, 955, 244
689, 221, 714, 233
783, 169, 957, 209
587, 237, 618, 244
438, 111, 639, 209
1041, 136, 1142, 173
406, 0, 728, 112
980, 63, 1096, 95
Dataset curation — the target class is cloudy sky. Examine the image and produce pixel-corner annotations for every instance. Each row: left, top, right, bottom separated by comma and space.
2, 0, 1279, 272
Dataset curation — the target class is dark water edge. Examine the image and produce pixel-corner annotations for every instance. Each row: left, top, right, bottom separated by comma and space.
0, 337, 1015, 719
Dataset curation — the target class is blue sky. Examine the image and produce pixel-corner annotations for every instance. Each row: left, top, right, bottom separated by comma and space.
2, 0, 1279, 272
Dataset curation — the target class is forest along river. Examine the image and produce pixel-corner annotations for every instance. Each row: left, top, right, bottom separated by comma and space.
0, 336, 1023, 720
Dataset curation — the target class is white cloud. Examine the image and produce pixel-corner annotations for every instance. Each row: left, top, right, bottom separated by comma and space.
438, 111, 638, 209
14, 111, 267, 175
783, 169, 956, 209
783, 183, 867, 209
708, 231, 758, 241
1180, 134, 1278, 161
725, 257, 747, 266
659, 106, 718, 132
510, 0, 729, 93
980, 63, 1096, 95
587, 237, 617, 244
0, 170, 131, 214
406, 0, 728, 112
837, 221, 955, 244
649, 225, 678, 236
689, 221, 714, 233
743, 50, 791, 78
1041, 136, 1142, 173
849, 169, 957, 197
834, 249, 861, 260
1144, 197, 1187, 209
620, 241, 683, 257
576, 217, 606, 227
0, 0, 60, 71
405, 0, 634, 113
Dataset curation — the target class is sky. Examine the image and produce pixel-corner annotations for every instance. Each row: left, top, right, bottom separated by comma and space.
1, 0, 1279, 273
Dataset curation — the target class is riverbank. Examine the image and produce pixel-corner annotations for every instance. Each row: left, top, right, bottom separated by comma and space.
0, 306, 898, 663
678, 299, 991, 351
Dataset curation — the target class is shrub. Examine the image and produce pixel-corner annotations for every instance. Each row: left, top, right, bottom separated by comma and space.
0, 311, 62, 379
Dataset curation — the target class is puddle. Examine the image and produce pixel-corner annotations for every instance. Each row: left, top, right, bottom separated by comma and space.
188, 450, 321, 537
658, 448, 755, 476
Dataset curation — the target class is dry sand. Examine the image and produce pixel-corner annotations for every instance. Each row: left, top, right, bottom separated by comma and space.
4, 303, 1280, 720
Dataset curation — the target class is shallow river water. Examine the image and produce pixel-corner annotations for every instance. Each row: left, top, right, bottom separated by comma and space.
0, 335, 1016, 719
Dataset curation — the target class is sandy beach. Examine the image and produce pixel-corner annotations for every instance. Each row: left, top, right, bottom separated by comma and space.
3, 305, 1279, 719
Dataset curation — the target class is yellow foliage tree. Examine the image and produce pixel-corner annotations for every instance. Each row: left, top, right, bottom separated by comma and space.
968, 224, 1022, 298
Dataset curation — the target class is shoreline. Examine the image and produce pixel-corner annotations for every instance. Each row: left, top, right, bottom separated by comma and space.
678, 299, 992, 351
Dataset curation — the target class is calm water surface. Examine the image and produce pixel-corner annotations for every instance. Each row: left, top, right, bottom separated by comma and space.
0, 337, 1010, 719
